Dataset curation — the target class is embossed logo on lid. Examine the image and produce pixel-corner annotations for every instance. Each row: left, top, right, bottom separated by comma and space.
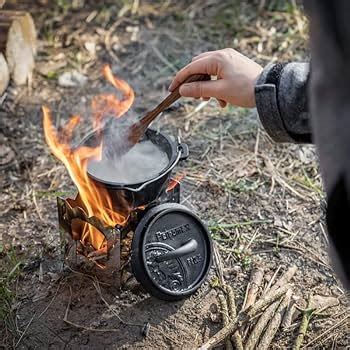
131, 203, 212, 301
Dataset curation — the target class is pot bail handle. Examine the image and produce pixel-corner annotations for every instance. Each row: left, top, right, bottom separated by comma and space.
178, 143, 189, 161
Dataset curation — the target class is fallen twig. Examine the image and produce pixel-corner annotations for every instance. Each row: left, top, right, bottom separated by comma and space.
218, 293, 233, 350
270, 265, 297, 292
104, 19, 123, 63
92, 279, 143, 327
213, 243, 225, 285
303, 312, 349, 348
281, 298, 296, 330
258, 289, 292, 350
293, 294, 313, 350
246, 283, 290, 320
199, 284, 290, 349
245, 298, 281, 350
243, 266, 264, 310
14, 280, 64, 348
263, 266, 281, 293
225, 285, 243, 350
14, 314, 35, 348
150, 42, 178, 74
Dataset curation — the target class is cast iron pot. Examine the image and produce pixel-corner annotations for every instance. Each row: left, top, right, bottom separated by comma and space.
80, 128, 189, 216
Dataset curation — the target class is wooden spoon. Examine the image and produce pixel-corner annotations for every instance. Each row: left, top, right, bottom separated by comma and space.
126, 73, 210, 151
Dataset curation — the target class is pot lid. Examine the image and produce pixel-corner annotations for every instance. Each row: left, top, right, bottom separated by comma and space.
131, 203, 212, 301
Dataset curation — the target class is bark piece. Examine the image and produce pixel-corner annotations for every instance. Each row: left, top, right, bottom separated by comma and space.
311, 295, 339, 312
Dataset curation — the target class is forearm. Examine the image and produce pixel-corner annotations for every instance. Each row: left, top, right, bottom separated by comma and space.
255, 62, 311, 143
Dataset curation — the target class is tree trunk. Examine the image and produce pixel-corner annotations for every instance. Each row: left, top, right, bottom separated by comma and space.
0, 52, 9, 95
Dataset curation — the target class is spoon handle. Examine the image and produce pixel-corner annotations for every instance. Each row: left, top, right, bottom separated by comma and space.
128, 74, 210, 146
139, 74, 210, 128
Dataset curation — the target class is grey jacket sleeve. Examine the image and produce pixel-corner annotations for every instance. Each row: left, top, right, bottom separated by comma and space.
255, 62, 311, 143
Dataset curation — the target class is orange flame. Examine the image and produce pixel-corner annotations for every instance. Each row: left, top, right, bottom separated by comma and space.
166, 173, 185, 192
43, 65, 135, 251
91, 66, 135, 130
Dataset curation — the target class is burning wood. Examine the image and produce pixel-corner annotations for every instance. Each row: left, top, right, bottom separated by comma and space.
166, 173, 185, 192
58, 195, 122, 283
44, 66, 134, 252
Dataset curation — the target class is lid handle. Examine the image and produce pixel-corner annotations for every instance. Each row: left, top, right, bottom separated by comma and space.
155, 239, 198, 263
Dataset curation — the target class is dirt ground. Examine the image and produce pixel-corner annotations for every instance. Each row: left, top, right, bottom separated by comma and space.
0, 1, 349, 349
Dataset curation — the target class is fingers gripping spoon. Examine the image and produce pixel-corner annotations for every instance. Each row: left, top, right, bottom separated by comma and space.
114, 74, 211, 158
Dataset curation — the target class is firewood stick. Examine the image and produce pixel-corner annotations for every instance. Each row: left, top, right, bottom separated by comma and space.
199, 283, 291, 350
241, 265, 264, 339
270, 265, 297, 292
293, 294, 313, 350
0, 10, 36, 86
225, 285, 243, 350
218, 293, 233, 350
263, 266, 281, 293
0, 11, 36, 53
245, 298, 281, 349
258, 289, 293, 350
281, 298, 296, 330
199, 314, 239, 350
246, 283, 290, 319
243, 266, 264, 310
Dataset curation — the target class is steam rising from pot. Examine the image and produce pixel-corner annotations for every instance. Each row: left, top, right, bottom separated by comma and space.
88, 139, 169, 184
88, 116, 170, 185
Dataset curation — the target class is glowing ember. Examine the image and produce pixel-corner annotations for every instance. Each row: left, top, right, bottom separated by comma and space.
43, 65, 134, 251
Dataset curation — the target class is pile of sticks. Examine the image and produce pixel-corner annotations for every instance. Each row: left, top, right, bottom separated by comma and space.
201, 264, 339, 349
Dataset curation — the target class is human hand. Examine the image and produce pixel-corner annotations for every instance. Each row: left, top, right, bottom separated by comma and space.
168, 48, 263, 108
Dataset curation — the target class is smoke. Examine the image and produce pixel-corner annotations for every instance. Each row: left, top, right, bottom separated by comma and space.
100, 110, 137, 160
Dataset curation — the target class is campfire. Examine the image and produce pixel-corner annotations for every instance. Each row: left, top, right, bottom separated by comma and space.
43, 66, 133, 253
43, 66, 212, 300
